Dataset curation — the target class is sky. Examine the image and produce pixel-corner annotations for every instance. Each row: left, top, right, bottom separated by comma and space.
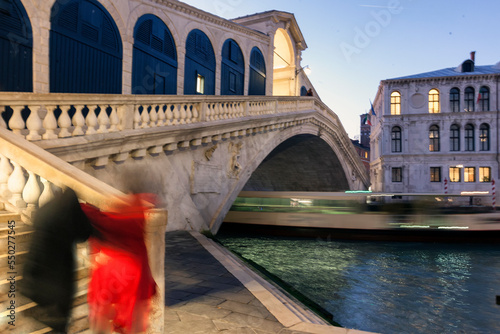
180, 0, 500, 139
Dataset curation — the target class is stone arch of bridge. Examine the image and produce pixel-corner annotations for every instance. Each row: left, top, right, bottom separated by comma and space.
209, 122, 363, 233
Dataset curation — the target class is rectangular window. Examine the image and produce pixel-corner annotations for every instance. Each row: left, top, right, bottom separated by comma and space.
479, 167, 491, 182
464, 167, 475, 182
449, 167, 461, 182
392, 167, 402, 182
196, 74, 205, 94
430, 167, 441, 182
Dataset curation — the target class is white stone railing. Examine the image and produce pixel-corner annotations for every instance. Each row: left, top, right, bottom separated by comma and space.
0, 93, 317, 141
0, 125, 167, 333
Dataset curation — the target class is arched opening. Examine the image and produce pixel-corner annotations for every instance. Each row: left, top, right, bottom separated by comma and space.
243, 134, 349, 191
220, 39, 244, 95
132, 14, 177, 95
248, 47, 266, 95
0, 0, 33, 92
50, 0, 122, 93
184, 29, 215, 95
272, 28, 295, 96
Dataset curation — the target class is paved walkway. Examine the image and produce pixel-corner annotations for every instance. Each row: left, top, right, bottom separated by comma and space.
163, 231, 371, 334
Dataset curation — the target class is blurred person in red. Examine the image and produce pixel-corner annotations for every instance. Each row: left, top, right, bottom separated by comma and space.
81, 192, 157, 334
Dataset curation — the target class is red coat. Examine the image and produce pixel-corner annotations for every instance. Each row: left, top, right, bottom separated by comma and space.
81, 194, 157, 333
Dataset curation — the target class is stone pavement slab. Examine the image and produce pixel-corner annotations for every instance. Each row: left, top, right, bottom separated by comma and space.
164, 231, 376, 334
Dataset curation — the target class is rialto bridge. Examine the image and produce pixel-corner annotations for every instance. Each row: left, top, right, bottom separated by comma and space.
0, 94, 369, 233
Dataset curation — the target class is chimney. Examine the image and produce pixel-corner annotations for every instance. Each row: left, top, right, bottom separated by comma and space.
470, 51, 476, 62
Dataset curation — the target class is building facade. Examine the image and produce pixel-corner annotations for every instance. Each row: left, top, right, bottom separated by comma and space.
0, 0, 312, 98
370, 55, 500, 200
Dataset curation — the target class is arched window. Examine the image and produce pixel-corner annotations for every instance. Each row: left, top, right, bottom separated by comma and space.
221, 39, 244, 95
429, 125, 440, 151
391, 126, 402, 152
132, 14, 177, 95
300, 86, 308, 96
465, 124, 475, 151
390, 91, 401, 115
478, 86, 490, 111
50, 0, 122, 93
464, 87, 475, 112
450, 124, 460, 151
248, 47, 266, 95
0, 0, 33, 92
184, 29, 215, 95
449, 88, 460, 112
428, 89, 440, 113
480, 123, 490, 151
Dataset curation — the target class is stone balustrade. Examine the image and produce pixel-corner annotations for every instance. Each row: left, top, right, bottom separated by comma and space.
0, 93, 318, 142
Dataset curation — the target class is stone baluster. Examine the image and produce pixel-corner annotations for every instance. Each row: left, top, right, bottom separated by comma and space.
214, 103, 222, 120
172, 104, 180, 125
179, 104, 187, 124
7, 161, 26, 207
109, 105, 119, 132
72, 105, 86, 136
0, 154, 13, 198
134, 105, 142, 129
207, 104, 214, 121
149, 105, 158, 127
43, 105, 58, 140
97, 106, 110, 133
26, 105, 42, 141
0, 107, 7, 128
141, 105, 150, 128
184, 104, 192, 124
57, 106, 72, 138
191, 104, 199, 122
39, 177, 56, 207
8, 106, 25, 136
165, 104, 173, 125
86, 105, 98, 135
23, 170, 41, 214
157, 105, 165, 126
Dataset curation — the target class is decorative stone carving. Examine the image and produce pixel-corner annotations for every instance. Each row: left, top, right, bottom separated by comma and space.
205, 145, 217, 161
228, 142, 243, 178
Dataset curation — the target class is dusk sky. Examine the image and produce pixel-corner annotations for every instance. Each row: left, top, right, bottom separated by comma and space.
181, 0, 500, 139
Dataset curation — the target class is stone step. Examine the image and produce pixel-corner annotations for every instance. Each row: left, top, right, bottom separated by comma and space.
0, 230, 34, 253
0, 210, 21, 224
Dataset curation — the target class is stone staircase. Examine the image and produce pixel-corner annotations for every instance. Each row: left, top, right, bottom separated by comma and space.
0, 203, 91, 333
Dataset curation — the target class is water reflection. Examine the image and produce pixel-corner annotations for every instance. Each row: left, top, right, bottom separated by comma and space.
216, 234, 500, 334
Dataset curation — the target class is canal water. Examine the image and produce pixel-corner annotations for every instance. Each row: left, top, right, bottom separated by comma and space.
215, 232, 500, 334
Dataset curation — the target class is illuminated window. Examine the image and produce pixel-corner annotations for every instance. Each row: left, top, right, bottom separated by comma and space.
464, 167, 475, 182
196, 74, 205, 94
430, 167, 441, 182
479, 167, 491, 182
480, 123, 490, 151
450, 124, 460, 151
464, 87, 474, 112
465, 124, 474, 151
428, 89, 440, 113
392, 167, 402, 182
478, 86, 489, 111
390, 91, 401, 115
391, 126, 402, 152
450, 88, 460, 112
429, 125, 440, 151
449, 167, 461, 182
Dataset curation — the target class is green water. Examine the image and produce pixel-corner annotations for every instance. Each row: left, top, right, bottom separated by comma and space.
216, 232, 500, 334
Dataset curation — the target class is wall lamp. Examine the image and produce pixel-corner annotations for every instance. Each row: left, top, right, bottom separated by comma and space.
295, 65, 311, 76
